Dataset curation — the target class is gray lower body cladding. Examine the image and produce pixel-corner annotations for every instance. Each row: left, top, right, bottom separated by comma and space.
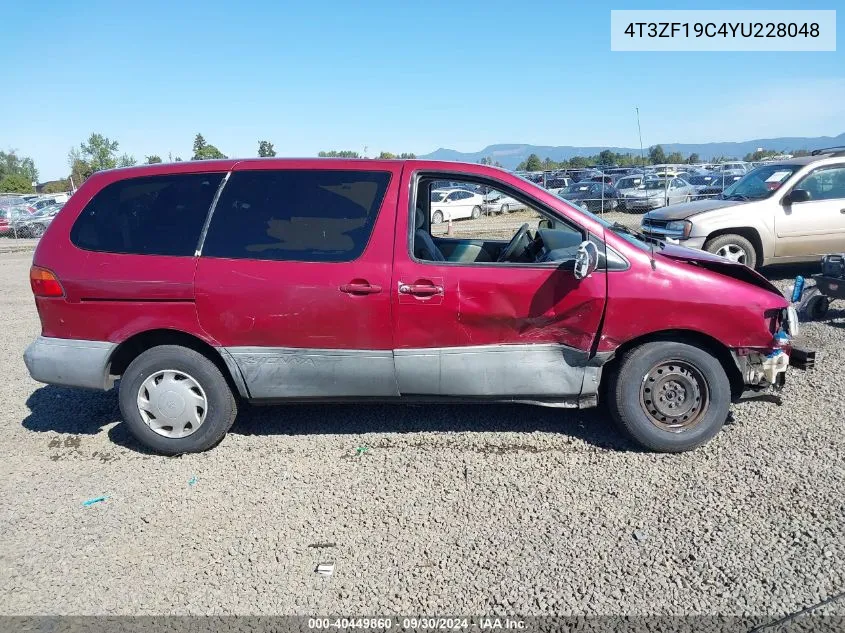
224, 343, 608, 401
24, 336, 116, 390
22, 337, 609, 405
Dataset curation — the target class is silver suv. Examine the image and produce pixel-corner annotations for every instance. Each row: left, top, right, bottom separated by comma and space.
639, 149, 845, 268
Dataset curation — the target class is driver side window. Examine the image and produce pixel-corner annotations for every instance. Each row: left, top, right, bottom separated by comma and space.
413, 176, 584, 265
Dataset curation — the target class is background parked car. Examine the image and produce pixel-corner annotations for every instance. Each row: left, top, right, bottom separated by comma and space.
623, 177, 696, 211
483, 191, 527, 215
10, 204, 62, 237
697, 174, 743, 198
686, 174, 720, 198
558, 181, 621, 212
429, 188, 486, 223
543, 176, 572, 195
715, 161, 751, 174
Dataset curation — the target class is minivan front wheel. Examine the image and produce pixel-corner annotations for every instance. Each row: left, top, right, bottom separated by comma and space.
608, 341, 730, 452
119, 345, 237, 454
704, 234, 757, 268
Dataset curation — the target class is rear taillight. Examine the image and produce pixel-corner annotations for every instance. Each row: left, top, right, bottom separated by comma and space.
30, 266, 64, 297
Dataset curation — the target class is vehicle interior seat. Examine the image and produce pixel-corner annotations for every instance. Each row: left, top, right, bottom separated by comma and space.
414, 206, 445, 261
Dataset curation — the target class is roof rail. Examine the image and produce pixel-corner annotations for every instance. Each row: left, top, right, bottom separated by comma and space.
810, 146, 845, 156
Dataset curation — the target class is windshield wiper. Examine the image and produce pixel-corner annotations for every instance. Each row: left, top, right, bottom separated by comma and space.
611, 221, 660, 245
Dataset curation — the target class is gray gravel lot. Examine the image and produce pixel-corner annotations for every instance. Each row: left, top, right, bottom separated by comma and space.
0, 246, 843, 618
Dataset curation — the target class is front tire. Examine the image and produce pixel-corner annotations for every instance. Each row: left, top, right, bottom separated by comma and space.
500, 203, 510, 214
119, 345, 237, 455
431, 210, 444, 224
608, 341, 730, 452
704, 234, 757, 268
471, 205, 481, 219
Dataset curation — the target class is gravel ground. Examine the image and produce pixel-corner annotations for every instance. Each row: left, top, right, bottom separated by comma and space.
0, 249, 843, 618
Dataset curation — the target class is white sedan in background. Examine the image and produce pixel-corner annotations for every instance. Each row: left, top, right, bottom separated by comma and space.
429, 189, 486, 223
482, 191, 527, 215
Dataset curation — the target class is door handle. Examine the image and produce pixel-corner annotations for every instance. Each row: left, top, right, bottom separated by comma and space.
399, 283, 444, 297
340, 282, 382, 295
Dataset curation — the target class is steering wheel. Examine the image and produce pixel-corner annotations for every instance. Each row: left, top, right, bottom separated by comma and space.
497, 223, 531, 263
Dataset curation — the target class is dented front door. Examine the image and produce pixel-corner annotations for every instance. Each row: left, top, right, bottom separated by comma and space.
392, 175, 607, 398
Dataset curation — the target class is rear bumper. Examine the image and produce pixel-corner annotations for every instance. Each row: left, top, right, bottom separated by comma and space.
24, 336, 116, 390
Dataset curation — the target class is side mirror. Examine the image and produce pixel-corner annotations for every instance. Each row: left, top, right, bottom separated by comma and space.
783, 189, 810, 205
574, 240, 599, 280
538, 218, 553, 230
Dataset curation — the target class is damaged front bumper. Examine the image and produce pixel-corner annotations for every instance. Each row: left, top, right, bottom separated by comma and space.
732, 342, 816, 403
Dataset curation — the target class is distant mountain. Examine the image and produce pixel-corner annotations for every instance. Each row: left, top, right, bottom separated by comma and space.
419, 133, 845, 169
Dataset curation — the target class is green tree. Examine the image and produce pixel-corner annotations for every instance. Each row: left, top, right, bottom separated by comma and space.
598, 149, 615, 165
523, 153, 542, 171
118, 153, 136, 167
0, 174, 33, 193
688, 153, 700, 164
398, 152, 416, 159
145, 155, 163, 164
568, 155, 590, 168
665, 151, 685, 164
317, 150, 360, 158
191, 133, 228, 160
648, 145, 666, 164
68, 156, 93, 188
541, 157, 559, 170
0, 150, 39, 183
193, 134, 207, 155
78, 133, 121, 171
378, 151, 396, 159
258, 140, 276, 157
41, 179, 70, 193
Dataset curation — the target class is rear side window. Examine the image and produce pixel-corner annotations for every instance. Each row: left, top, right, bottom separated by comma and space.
70, 173, 223, 256
202, 169, 391, 262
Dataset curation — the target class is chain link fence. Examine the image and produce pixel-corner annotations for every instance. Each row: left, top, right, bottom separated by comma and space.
0, 191, 71, 240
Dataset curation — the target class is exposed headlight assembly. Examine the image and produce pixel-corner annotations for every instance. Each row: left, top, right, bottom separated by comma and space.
666, 220, 692, 238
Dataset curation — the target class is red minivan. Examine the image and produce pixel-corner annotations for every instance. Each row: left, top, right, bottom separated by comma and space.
24, 159, 809, 454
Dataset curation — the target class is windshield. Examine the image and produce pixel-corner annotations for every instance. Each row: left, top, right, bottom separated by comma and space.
644, 180, 668, 190
722, 164, 799, 200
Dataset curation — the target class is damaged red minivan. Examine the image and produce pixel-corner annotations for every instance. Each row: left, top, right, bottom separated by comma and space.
24, 159, 811, 454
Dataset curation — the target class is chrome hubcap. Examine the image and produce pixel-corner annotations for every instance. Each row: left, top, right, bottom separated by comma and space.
137, 370, 208, 438
716, 244, 747, 263
640, 360, 709, 432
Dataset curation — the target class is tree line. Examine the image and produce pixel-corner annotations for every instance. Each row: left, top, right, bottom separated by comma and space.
516, 145, 813, 172
1, 136, 817, 195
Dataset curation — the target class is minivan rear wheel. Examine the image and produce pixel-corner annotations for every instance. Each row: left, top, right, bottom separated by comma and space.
704, 234, 757, 268
607, 341, 730, 452
119, 345, 237, 455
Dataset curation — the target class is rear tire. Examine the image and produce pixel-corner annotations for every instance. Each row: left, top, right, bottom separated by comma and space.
432, 210, 443, 224
704, 234, 757, 269
607, 341, 730, 453
471, 206, 481, 219
500, 203, 510, 214
119, 345, 237, 455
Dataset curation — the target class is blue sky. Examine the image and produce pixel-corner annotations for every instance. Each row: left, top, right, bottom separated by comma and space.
3, 0, 843, 180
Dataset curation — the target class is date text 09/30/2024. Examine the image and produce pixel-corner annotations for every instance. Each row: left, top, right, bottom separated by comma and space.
307, 618, 527, 630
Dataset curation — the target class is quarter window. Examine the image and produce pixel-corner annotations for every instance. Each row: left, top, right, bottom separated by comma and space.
202, 170, 391, 262
70, 173, 224, 256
